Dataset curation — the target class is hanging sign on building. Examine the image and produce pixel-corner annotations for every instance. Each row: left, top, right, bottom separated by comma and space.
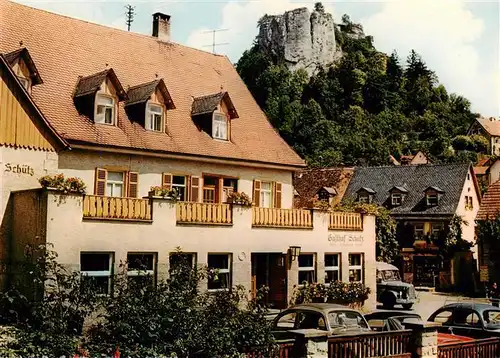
480, 265, 489, 282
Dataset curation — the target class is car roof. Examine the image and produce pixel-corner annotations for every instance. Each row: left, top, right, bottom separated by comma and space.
376, 262, 399, 271
365, 310, 421, 319
440, 302, 500, 313
288, 303, 359, 314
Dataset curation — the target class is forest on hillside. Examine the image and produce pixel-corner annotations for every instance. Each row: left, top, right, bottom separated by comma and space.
236, 4, 484, 167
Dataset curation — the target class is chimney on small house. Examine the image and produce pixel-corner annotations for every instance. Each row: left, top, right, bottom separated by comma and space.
152, 12, 171, 42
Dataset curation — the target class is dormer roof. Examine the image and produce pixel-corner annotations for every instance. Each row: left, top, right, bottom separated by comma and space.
191, 92, 238, 119
4, 47, 43, 85
125, 79, 175, 109
424, 186, 444, 194
74, 68, 127, 100
318, 187, 337, 196
357, 187, 376, 194
389, 186, 408, 194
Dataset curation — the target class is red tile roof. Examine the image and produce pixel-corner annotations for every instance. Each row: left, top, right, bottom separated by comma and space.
477, 117, 500, 137
0, 0, 304, 168
477, 180, 500, 220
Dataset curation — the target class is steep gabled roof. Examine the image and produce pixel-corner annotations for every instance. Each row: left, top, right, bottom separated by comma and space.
477, 180, 500, 220
0, 0, 300, 167
125, 79, 175, 109
4, 47, 43, 85
344, 163, 473, 217
475, 117, 500, 137
0, 54, 68, 150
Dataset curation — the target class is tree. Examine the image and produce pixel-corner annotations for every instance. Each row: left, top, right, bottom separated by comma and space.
314, 2, 325, 13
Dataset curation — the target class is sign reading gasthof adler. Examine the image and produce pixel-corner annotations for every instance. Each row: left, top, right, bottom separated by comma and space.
328, 233, 364, 244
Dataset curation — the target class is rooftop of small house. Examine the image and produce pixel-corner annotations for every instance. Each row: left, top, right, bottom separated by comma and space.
476, 180, 500, 220
473, 117, 500, 137
293, 167, 354, 208
0, 0, 304, 168
343, 163, 476, 217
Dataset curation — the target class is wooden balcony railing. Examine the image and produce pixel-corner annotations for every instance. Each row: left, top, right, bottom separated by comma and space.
252, 207, 313, 229
329, 212, 363, 231
328, 330, 412, 358
176, 202, 232, 225
83, 195, 152, 221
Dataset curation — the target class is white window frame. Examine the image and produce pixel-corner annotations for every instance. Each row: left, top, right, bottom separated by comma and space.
106, 171, 125, 197
80, 252, 113, 295
431, 223, 443, 236
127, 253, 156, 279
212, 112, 228, 140
207, 253, 231, 292
391, 193, 402, 206
414, 223, 424, 237
358, 194, 369, 203
324, 253, 340, 285
146, 103, 164, 132
298, 253, 316, 285
95, 94, 115, 125
172, 175, 187, 201
260, 181, 273, 208
426, 193, 439, 206
348, 253, 363, 283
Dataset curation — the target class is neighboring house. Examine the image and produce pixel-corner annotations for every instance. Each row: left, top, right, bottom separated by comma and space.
468, 117, 500, 155
0, 1, 377, 309
344, 163, 480, 289
389, 151, 430, 166
476, 180, 500, 284
293, 168, 354, 208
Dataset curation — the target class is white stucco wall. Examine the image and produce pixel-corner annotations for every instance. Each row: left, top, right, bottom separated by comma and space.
42, 192, 377, 309
455, 168, 480, 260
58, 150, 294, 209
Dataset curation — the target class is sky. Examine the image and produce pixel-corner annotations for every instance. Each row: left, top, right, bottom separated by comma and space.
13, 0, 500, 117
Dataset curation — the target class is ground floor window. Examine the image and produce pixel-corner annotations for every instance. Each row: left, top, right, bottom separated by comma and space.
81, 252, 113, 295
348, 253, 363, 283
169, 252, 196, 273
127, 253, 156, 287
208, 254, 231, 290
325, 253, 340, 284
298, 254, 316, 284
414, 223, 424, 237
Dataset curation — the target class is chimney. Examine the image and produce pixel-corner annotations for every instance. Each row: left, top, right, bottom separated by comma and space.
152, 12, 171, 42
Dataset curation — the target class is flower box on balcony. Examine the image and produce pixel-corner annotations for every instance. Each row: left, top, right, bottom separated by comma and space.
39, 174, 86, 194
226, 191, 252, 206
148, 186, 179, 201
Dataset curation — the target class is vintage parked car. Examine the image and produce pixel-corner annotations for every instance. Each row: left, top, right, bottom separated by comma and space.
271, 303, 371, 339
376, 262, 417, 309
365, 310, 474, 344
428, 303, 500, 338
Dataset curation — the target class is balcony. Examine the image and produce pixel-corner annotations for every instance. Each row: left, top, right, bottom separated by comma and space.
252, 207, 313, 229
82, 195, 152, 222
329, 212, 363, 231
176, 202, 232, 225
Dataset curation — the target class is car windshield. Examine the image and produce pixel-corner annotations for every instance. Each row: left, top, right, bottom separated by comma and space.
483, 310, 500, 326
382, 270, 401, 281
328, 310, 368, 329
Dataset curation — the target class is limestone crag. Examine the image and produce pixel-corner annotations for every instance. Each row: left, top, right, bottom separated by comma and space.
258, 7, 341, 76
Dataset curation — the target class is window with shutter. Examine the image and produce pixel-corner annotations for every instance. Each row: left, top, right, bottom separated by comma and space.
253, 180, 261, 207
162, 173, 173, 190
128, 172, 139, 198
190, 176, 200, 202
274, 182, 282, 209
95, 168, 107, 196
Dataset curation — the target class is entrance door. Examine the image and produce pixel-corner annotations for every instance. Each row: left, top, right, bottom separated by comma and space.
251, 253, 287, 309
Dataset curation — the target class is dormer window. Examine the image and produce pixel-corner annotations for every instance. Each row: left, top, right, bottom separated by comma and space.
4, 48, 44, 94
424, 186, 444, 207
191, 92, 239, 141
146, 103, 163, 132
17, 76, 30, 91
125, 79, 175, 133
213, 112, 228, 140
95, 94, 115, 125
356, 187, 375, 204
392, 193, 402, 206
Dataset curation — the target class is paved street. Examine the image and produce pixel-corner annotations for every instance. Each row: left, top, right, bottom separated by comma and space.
378, 291, 492, 321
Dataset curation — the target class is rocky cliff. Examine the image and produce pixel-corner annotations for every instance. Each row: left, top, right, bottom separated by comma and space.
258, 7, 343, 76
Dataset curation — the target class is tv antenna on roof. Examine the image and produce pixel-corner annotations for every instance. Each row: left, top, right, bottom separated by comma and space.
202, 29, 229, 54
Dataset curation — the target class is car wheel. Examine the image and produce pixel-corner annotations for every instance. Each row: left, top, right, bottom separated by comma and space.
382, 294, 395, 309
402, 303, 413, 310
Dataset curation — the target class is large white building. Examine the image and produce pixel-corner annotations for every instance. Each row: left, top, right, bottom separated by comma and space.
0, 0, 376, 309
